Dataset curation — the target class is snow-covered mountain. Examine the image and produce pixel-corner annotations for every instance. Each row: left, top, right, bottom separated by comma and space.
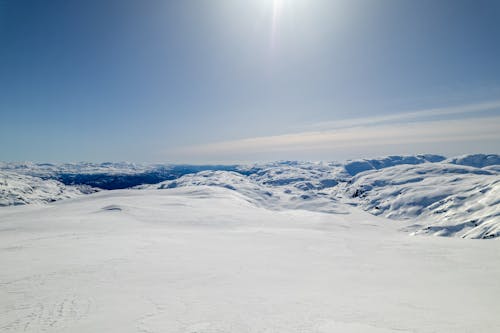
346, 163, 499, 239
1, 154, 499, 239
445, 153, 500, 168
1, 155, 500, 331
0, 161, 153, 178
342, 154, 446, 176
146, 170, 349, 215
0, 162, 241, 189
0, 171, 97, 206
146, 154, 499, 239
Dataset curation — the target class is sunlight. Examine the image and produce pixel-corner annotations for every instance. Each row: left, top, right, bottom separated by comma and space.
271, 0, 285, 49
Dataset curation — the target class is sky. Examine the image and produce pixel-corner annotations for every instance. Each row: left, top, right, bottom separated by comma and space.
0, 0, 499, 163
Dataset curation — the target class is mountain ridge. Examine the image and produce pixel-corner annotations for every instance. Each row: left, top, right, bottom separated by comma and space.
1, 154, 499, 239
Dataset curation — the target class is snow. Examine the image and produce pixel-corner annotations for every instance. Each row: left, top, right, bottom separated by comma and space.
446, 153, 500, 168
1, 154, 499, 239
146, 170, 349, 215
0, 171, 96, 206
0, 162, 242, 190
346, 163, 500, 239
144, 158, 499, 239
342, 154, 445, 176
0, 161, 153, 177
1, 187, 500, 332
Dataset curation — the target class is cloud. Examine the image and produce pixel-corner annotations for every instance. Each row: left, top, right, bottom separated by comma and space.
309, 100, 500, 130
168, 100, 500, 160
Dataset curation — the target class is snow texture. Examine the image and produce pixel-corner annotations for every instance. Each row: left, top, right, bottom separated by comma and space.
346, 163, 500, 239
0, 187, 499, 332
1, 154, 499, 239
0, 171, 96, 206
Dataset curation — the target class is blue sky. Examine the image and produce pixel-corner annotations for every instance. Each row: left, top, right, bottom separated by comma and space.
0, 0, 499, 163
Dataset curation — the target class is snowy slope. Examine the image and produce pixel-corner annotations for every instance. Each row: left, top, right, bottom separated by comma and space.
0, 171, 96, 206
1, 154, 499, 239
1, 187, 499, 332
146, 155, 500, 239
346, 163, 500, 239
446, 153, 500, 168
248, 161, 345, 188
151, 171, 278, 207
342, 154, 445, 176
146, 170, 349, 214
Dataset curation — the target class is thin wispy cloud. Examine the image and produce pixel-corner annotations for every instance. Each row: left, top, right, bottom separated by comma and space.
308, 100, 500, 130
170, 100, 500, 160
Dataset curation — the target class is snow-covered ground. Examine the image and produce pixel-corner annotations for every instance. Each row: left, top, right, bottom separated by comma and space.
1, 154, 499, 239
345, 163, 500, 239
0, 171, 96, 207
146, 156, 500, 239
1, 187, 499, 332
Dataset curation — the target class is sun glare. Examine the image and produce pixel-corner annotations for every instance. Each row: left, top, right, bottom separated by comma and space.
271, 0, 285, 49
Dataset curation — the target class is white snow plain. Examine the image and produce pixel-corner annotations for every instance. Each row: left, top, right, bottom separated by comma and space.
1, 186, 500, 332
